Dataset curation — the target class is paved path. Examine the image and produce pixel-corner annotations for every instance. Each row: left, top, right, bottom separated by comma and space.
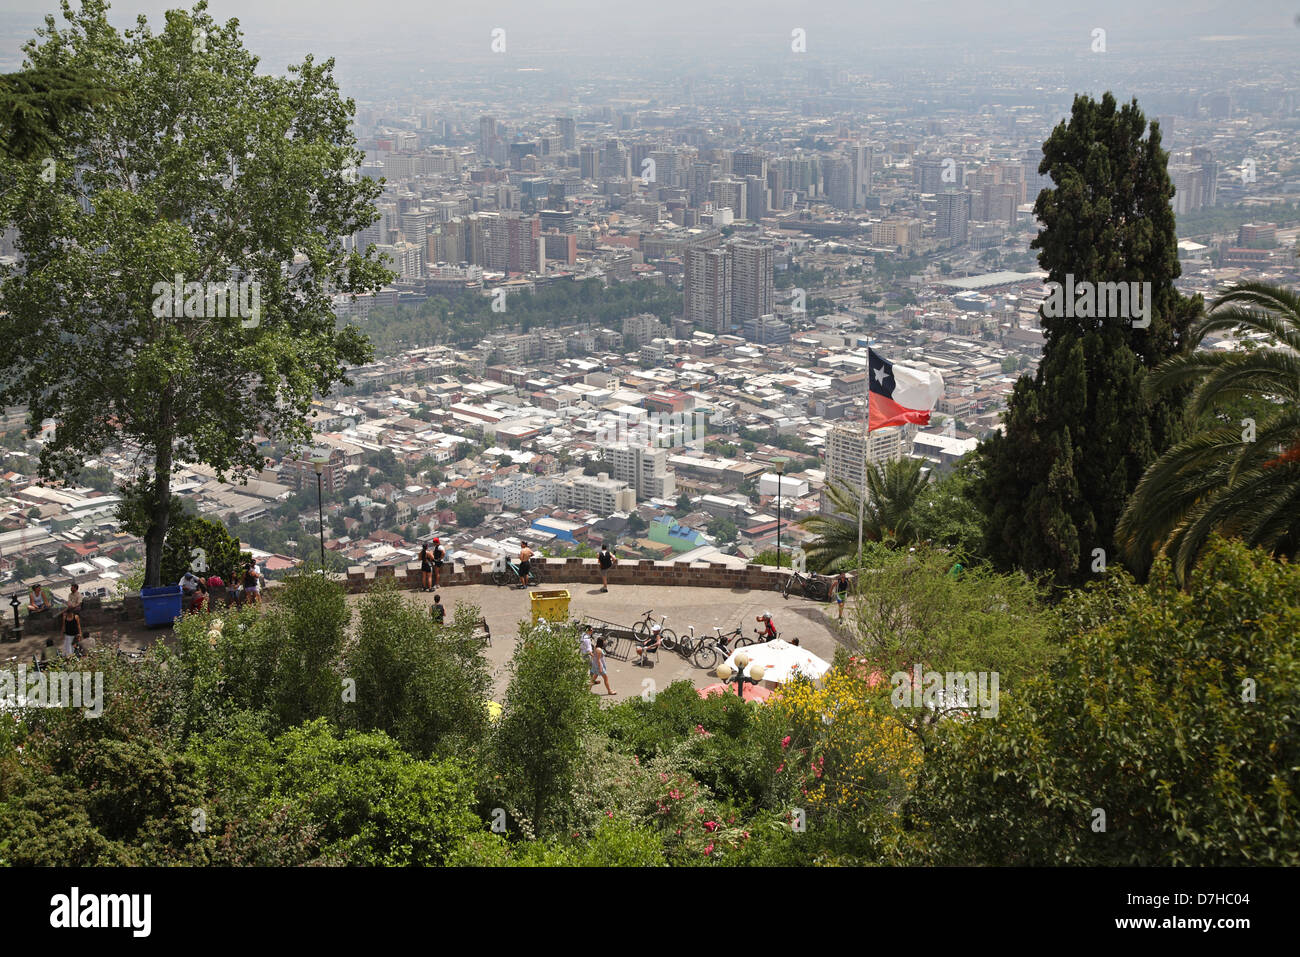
386, 583, 852, 702
0, 584, 852, 707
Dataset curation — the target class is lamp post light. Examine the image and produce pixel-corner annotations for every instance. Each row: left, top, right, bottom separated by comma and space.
716, 652, 767, 699
312, 456, 327, 576
8, 593, 21, 643
773, 458, 787, 569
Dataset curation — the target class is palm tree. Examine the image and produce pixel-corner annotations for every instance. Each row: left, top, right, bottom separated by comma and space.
800, 457, 929, 571
1117, 282, 1300, 582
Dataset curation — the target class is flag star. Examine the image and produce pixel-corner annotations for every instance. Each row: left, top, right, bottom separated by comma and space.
873, 365, 890, 385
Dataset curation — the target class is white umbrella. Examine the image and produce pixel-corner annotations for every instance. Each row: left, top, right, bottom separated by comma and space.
721, 638, 831, 687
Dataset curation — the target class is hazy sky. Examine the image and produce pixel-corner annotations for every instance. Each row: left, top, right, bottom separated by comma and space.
3, 0, 1298, 57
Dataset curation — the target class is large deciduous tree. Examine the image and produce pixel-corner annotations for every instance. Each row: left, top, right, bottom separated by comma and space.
973, 93, 1198, 584
0, 1, 391, 586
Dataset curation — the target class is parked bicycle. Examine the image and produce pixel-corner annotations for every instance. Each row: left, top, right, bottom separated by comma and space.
783, 569, 829, 601
491, 558, 544, 587
631, 609, 676, 651
693, 624, 759, 669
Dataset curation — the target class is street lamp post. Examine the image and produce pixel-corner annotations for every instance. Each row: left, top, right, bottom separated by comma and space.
716, 652, 767, 699
312, 456, 326, 576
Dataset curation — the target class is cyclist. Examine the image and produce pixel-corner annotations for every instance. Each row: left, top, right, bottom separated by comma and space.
755, 611, 777, 642
634, 621, 663, 666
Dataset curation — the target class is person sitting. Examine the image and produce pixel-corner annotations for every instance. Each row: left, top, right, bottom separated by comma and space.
755, 612, 777, 642
179, 570, 201, 606
633, 622, 663, 666
188, 578, 209, 614
27, 583, 53, 618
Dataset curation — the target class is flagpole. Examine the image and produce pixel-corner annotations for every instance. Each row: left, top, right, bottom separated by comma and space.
858, 349, 868, 563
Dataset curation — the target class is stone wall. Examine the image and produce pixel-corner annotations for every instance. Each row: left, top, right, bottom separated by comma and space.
1, 595, 145, 641
345, 558, 796, 594
2, 560, 797, 641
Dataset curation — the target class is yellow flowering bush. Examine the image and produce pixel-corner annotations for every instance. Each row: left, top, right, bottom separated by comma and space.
774, 664, 922, 826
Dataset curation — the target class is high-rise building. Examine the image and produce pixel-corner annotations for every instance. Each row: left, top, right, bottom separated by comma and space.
579, 145, 598, 180
606, 444, 676, 501
482, 212, 540, 273
850, 143, 874, 208
690, 162, 718, 206
936, 190, 970, 245
709, 179, 747, 221
555, 116, 576, 151
823, 420, 907, 514
821, 157, 852, 210
731, 149, 768, 181
684, 246, 732, 334
730, 240, 775, 327
478, 116, 497, 159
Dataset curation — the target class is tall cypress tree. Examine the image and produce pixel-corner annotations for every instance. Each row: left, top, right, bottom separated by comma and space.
974, 93, 1198, 584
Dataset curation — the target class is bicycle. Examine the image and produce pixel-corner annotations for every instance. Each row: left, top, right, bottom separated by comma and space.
491, 558, 544, 587
692, 624, 756, 670
631, 609, 676, 652
782, 569, 829, 601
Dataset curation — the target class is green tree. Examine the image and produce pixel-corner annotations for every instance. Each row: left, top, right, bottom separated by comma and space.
974, 93, 1198, 585
1117, 282, 1300, 582
343, 585, 491, 759
799, 458, 929, 571
0, 63, 118, 162
161, 515, 243, 584
706, 516, 737, 543
0, 1, 390, 587
488, 620, 593, 838
905, 538, 1300, 864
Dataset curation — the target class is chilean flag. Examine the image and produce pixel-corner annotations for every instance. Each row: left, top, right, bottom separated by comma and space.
868, 348, 944, 431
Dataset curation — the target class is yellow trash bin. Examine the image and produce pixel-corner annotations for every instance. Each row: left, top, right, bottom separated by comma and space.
529, 589, 571, 624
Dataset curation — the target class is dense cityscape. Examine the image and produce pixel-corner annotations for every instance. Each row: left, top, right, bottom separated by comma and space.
0, 0, 1297, 898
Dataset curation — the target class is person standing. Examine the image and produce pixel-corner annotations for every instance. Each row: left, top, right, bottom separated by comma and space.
419, 543, 433, 592
579, 626, 595, 683
430, 593, 445, 625
597, 543, 615, 593
517, 540, 533, 588
834, 571, 849, 622
592, 636, 615, 696
60, 605, 82, 657
242, 559, 262, 605
432, 537, 446, 589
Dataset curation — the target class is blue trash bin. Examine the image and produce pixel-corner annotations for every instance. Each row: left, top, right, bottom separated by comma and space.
140, 585, 183, 627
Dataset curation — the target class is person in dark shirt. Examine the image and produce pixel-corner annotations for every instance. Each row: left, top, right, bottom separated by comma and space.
419, 543, 433, 592
597, 543, 615, 592
432, 538, 446, 589
430, 593, 445, 625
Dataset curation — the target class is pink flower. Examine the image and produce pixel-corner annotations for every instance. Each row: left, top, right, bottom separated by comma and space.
776, 763, 785, 773
704, 821, 718, 832
659, 772, 669, 782
781, 736, 791, 749
669, 788, 682, 800
704, 843, 714, 856
606, 811, 614, 818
